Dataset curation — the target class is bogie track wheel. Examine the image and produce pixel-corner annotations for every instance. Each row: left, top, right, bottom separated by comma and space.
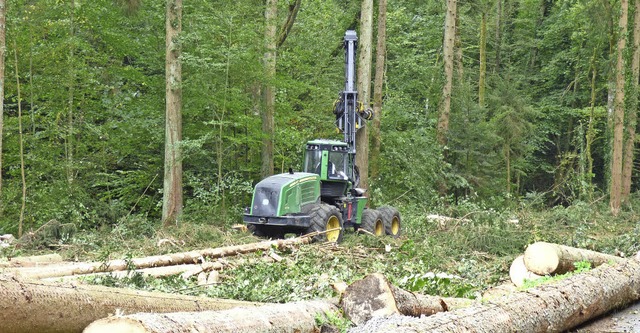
361, 209, 385, 236
378, 206, 402, 238
306, 204, 344, 243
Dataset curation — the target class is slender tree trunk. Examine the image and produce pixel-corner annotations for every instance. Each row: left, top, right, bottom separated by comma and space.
370, 0, 386, 181
437, 0, 457, 146
622, 0, 640, 200
505, 141, 511, 193
454, 11, 463, 82
479, 12, 487, 106
0, 0, 6, 210
13, 42, 26, 238
66, 0, 75, 184
356, 0, 374, 190
277, 0, 300, 48
162, 0, 183, 227
495, 0, 502, 73
610, 0, 628, 216
586, 50, 597, 200
261, 0, 277, 179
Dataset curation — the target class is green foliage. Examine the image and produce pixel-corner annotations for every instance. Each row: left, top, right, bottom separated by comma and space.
521, 260, 592, 289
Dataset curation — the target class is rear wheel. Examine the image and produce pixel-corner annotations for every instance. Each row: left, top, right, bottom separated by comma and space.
378, 206, 402, 238
306, 204, 344, 243
361, 209, 384, 236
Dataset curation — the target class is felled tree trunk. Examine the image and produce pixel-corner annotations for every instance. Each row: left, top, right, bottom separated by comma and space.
41, 262, 222, 282
524, 242, 624, 275
0, 253, 62, 267
340, 273, 472, 325
11, 236, 310, 279
351, 256, 640, 333
0, 275, 258, 333
84, 300, 338, 333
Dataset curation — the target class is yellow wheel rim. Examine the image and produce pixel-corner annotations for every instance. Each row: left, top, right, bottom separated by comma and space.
391, 216, 400, 235
326, 216, 341, 242
374, 219, 384, 236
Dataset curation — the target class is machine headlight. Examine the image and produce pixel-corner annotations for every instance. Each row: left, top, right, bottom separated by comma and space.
262, 199, 270, 206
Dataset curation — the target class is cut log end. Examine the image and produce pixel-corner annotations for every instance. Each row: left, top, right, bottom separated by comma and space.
84, 317, 147, 333
523, 242, 560, 276
509, 255, 542, 287
340, 273, 400, 325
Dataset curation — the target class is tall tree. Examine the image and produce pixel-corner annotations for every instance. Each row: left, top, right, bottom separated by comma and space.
479, 12, 487, 106
261, 0, 277, 179
0, 0, 5, 207
495, 0, 502, 73
162, 0, 183, 226
66, 0, 75, 184
370, 0, 387, 181
356, 0, 373, 190
622, 0, 640, 201
610, 0, 628, 215
13, 41, 25, 238
437, 0, 457, 146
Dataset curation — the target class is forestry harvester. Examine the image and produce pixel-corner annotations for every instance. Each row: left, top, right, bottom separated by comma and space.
243, 30, 401, 242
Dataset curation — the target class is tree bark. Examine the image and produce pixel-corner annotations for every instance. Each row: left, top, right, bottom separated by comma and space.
437, 0, 457, 146
11, 236, 311, 280
340, 273, 472, 326
352, 256, 640, 332
523, 242, 624, 276
622, 0, 640, 200
370, 0, 386, 181
0, 275, 258, 333
509, 255, 542, 287
261, 0, 277, 179
0, 253, 63, 267
610, 0, 628, 216
13, 40, 26, 238
162, 0, 183, 226
495, 0, 502, 73
84, 300, 337, 333
356, 0, 373, 190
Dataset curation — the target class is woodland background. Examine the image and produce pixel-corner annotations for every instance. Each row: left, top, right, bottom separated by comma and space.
0, 0, 636, 236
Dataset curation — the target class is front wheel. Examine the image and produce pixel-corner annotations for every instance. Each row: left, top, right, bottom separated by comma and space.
306, 204, 344, 243
361, 209, 385, 236
378, 206, 402, 238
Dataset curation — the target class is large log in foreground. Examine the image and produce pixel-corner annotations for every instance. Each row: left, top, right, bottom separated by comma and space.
340, 273, 472, 325
351, 255, 640, 333
84, 300, 338, 333
524, 241, 624, 275
10, 236, 311, 280
0, 275, 259, 333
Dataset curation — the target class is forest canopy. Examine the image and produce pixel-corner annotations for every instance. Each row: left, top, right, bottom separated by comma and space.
0, 0, 635, 234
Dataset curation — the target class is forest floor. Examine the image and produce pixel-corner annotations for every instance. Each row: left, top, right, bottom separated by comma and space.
3, 200, 640, 331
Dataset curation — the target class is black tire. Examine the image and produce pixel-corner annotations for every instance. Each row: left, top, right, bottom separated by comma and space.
360, 209, 385, 236
305, 203, 344, 243
378, 206, 402, 238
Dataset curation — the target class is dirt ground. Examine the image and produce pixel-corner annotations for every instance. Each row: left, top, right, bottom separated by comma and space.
573, 301, 640, 332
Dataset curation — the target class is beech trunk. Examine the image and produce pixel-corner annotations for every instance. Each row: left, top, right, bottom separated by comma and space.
340, 273, 472, 325
83, 300, 337, 333
10, 237, 310, 279
0, 275, 258, 333
523, 242, 624, 275
352, 256, 640, 332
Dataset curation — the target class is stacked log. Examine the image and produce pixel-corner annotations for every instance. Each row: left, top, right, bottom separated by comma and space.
352, 254, 640, 332
83, 300, 338, 333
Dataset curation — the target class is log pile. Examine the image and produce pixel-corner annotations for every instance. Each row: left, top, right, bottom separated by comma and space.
1, 238, 638, 333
